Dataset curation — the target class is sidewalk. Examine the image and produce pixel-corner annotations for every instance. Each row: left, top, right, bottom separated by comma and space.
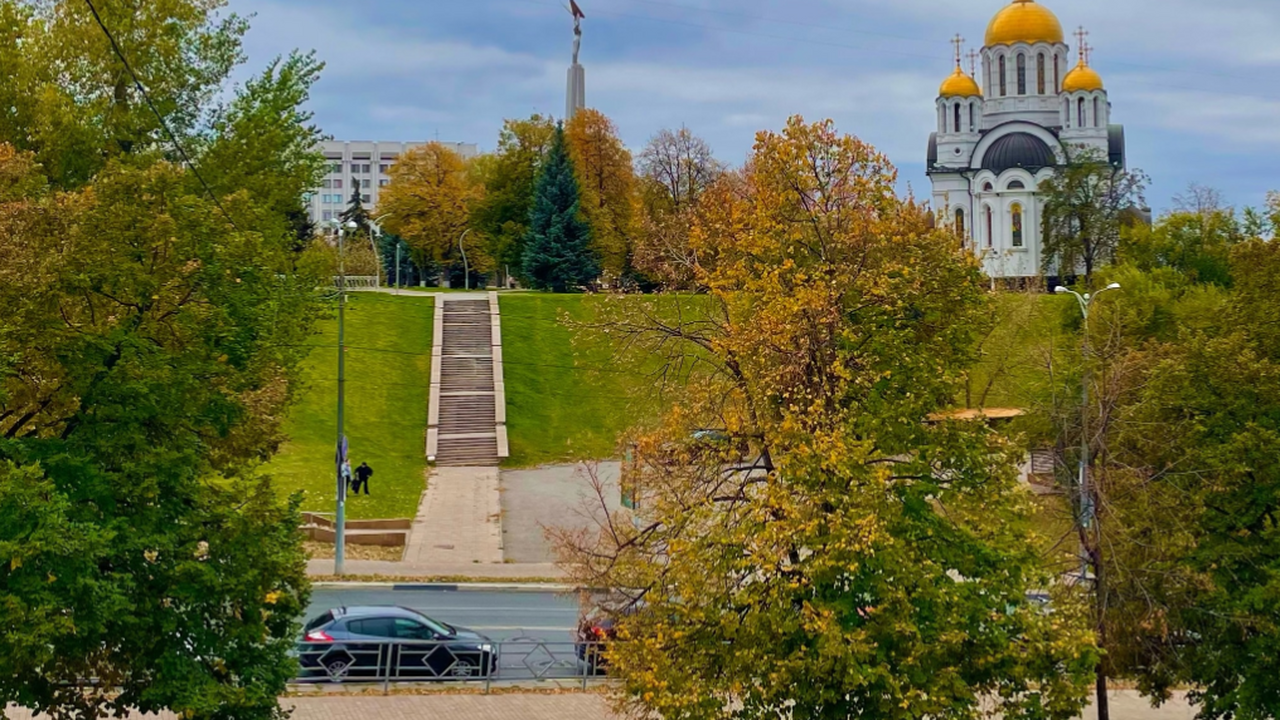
4, 689, 1199, 719
306, 558, 563, 581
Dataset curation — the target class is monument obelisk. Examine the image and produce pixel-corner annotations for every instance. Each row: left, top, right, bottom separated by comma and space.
565, 0, 585, 121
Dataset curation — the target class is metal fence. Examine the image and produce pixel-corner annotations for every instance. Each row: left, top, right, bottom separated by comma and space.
293, 639, 606, 692
331, 275, 380, 289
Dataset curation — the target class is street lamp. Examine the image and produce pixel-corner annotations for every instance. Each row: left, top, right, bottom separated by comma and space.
334, 218, 358, 576
369, 213, 392, 289
458, 228, 472, 291
1054, 281, 1120, 578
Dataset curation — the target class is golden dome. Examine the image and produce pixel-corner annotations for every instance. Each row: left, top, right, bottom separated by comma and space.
939, 66, 982, 97
985, 0, 1064, 46
1062, 60, 1104, 91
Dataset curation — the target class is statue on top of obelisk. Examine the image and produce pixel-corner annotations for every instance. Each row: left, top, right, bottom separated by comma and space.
565, 0, 586, 121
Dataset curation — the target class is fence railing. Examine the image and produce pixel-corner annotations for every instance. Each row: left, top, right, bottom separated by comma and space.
293, 639, 606, 692
331, 275, 380, 289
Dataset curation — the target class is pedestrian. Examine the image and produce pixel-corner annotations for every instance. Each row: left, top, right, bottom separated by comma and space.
341, 459, 353, 492
353, 461, 373, 495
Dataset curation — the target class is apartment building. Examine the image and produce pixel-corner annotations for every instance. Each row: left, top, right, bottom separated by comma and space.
307, 140, 479, 228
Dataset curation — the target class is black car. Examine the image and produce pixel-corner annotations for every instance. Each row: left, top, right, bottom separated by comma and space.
296, 605, 496, 682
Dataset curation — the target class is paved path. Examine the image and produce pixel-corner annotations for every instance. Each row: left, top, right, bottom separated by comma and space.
307, 558, 563, 579
5, 690, 1201, 719
403, 466, 504, 566
501, 463, 621, 564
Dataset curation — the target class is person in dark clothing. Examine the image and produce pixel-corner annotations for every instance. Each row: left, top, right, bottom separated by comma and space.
352, 462, 373, 495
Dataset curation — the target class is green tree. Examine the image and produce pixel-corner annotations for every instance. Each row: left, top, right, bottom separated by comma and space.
553, 117, 1096, 720
1040, 147, 1148, 285
339, 182, 372, 236
1120, 207, 1244, 287
523, 125, 598, 292
471, 114, 556, 283
0, 0, 248, 188
0, 147, 314, 720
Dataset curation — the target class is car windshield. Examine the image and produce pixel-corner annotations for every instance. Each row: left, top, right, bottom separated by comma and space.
408, 610, 452, 636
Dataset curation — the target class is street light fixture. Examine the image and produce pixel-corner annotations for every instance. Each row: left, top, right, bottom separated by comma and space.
1054, 281, 1121, 579
458, 228, 472, 291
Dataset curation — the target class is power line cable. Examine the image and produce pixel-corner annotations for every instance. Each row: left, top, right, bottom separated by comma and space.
81, 0, 241, 232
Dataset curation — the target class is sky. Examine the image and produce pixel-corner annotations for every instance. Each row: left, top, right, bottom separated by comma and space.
227, 0, 1280, 214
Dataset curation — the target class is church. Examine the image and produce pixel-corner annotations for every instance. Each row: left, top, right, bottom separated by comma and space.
927, 0, 1125, 281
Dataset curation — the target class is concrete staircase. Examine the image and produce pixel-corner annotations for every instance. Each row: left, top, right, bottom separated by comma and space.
427, 294, 507, 466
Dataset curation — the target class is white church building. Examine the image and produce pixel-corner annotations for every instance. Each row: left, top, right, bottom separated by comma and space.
927, 0, 1125, 281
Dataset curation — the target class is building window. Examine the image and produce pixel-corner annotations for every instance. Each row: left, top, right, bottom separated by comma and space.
322, 179, 332, 189
983, 182, 994, 192
999, 56, 1007, 96
1011, 203, 1024, 247
361, 194, 371, 203
955, 208, 965, 239
1078, 97, 1086, 128
334, 179, 343, 189
985, 206, 994, 247
953, 103, 961, 133
1094, 97, 1101, 127
1064, 98, 1070, 127
1054, 55, 1060, 92
1037, 53, 1046, 94
969, 104, 976, 132
329, 162, 341, 173
380, 164, 389, 174
322, 210, 333, 221
379, 179, 389, 187
1017, 54, 1026, 95
1008, 180, 1025, 190
362, 163, 372, 173
361, 179, 370, 189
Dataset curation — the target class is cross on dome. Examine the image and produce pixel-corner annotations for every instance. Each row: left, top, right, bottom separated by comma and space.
967, 49, 980, 77
1074, 26, 1089, 63
951, 34, 965, 66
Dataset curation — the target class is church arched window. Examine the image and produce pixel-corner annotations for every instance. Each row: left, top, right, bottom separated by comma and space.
985, 205, 994, 247
999, 56, 1007, 96
954, 103, 961, 133
1077, 97, 1086, 128
955, 208, 966, 240
1094, 97, 1102, 127
1011, 203, 1024, 247
1063, 98, 1070, 127
983, 182, 994, 193
1037, 53, 1046, 94
969, 104, 976, 132
1016, 54, 1027, 95
1007, 180, 1026, 190
1054, 54, 1060, 92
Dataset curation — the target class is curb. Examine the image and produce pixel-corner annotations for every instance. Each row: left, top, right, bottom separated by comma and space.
312, 581, 575, 593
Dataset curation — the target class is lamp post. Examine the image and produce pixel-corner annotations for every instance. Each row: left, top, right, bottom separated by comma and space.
1054, 282, 1120, 574
334, 219, 358, 576
370, 213, 392, 289
458, 228, 472, 290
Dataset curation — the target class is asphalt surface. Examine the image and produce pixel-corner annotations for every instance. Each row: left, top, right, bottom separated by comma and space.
305, 587, 582, 643
300, 587, 592, 684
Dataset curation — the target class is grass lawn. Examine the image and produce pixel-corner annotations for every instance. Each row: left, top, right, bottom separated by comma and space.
499, 293, 698, 467
961, 291, 1077, 410
267, 293, 433, 519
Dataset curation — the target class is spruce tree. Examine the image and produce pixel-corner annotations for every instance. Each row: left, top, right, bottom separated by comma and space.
522, 124, 598, 291
339, 183, 372, 236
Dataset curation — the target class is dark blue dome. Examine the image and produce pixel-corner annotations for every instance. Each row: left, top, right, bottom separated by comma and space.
981, 133, 1056, 173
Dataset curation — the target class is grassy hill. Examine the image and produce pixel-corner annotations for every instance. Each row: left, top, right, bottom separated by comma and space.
266, 293, 433, 519
499, 293, 698, 467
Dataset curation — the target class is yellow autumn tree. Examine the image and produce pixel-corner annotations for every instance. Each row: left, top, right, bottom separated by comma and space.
553, 117, 1098, 720
565, 108, 636, 283
377, 142, 486, 280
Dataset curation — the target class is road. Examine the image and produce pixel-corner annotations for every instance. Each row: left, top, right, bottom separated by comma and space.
305, 587, 582, 642
301, 587, 590, 683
